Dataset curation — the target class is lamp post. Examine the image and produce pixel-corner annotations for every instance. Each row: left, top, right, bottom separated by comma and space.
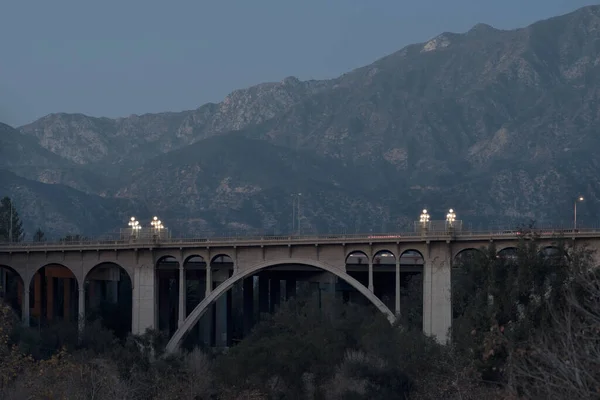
574, 196, 584, 230
419, 209, 430, 232
291, 193, 302, 235
128, 217, 140, 237
446, 208, 456, 231
151, 216, 165, 238
8, 200, 12, 243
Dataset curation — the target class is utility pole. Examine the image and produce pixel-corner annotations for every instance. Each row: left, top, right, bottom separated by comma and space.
9, 200, 12, 243
296, 193, 302, 235
291, 195, 296, 234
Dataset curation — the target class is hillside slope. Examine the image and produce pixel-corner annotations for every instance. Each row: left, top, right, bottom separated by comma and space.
7, 5, 600, 236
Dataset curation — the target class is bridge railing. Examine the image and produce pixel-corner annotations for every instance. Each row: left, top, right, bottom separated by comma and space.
1, 227, 600, 249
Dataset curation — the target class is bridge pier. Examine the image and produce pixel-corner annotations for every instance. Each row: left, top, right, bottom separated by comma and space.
395, 258, 401, 316
285, 278, 296, 299
214, 269, 230, 347
422, 242, 452, 343
178, 265, 185, 327
132, 265, 156, 335
269, 277, 281, 313
258, 273, 269, 317
78, 288, 85, 332
243, 277, 254, 336
22, 289, 30, 326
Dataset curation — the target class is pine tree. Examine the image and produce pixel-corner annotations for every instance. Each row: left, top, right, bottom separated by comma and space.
0, 197, 24, 242
33, 228, 45, 242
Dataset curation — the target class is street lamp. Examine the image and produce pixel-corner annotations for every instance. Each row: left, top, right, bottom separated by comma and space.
446, 208, 456, 228
128, 217, 140, 237
291, 193, 302, 235
574, 196, 584, 230
419, 209, 430, 229
151, 216, 165, 237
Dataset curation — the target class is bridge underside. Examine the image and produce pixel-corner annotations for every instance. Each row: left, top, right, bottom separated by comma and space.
156, 261, 424, 349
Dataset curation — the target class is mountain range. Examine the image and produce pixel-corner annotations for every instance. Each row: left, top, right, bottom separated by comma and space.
3, 5, 600, 238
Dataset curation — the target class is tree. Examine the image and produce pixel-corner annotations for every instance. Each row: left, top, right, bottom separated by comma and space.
33, 229, 45, 242
451, 233, 596, 387
59, 234, 88, 243
507, 263, 600, 398
0, 197, 24, 243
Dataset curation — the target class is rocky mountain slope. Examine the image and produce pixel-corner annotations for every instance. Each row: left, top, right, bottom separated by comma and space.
5, 5, 600, 238
0, 169, 145, 238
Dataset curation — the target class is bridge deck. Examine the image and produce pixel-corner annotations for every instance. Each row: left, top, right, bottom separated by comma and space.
0, 228, 595, 253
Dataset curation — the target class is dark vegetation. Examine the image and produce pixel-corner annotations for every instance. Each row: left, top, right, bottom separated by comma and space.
1, 199, 599, 398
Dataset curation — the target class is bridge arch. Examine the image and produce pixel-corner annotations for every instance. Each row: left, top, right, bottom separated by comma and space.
399, 249, 425, 266
453, 248, 485, 265
539, 245, 570, 262
184, 254, 207, 265
29, 262, 81, 288
165, 258, 396, 353
29, 263, 80, 325
497, 247, 518, 261
210, 252, 235, 266
84, 262, 133, 338
0, 264, 24, 317
85, 261, 134, 284
373, 250, 396, 266
345, 250, 369, 266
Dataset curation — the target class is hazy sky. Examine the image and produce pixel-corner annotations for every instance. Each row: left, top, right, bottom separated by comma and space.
0, 0, 596, 126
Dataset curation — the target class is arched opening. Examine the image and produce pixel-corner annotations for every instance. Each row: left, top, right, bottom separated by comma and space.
540, 246, 569, 263
372, 250, 396, 312
29, 264, 79, 327
454, 248, 485, 266
0, 265, 24, 319
399, 250, 424, 329
345, 250, 369, 292
156, 255, 180, 337
497, 247, 518, 262
168, 259, 395, 353
84, 262, 132, 339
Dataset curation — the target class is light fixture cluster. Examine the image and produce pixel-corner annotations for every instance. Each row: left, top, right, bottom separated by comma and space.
419, 209, 458, 224
128, 216, 167, 232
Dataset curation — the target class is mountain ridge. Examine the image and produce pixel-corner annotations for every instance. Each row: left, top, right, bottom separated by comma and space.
5, 5, 600, 236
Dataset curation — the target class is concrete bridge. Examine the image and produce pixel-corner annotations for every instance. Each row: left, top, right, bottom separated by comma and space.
0, 228, 598, 354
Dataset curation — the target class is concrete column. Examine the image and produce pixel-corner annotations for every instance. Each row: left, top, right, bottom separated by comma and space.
258, 274, 269, 316
132, 265, 156, 335
22, 289, 30, 326
199, 280, 213, 346
205, 266, 212, 297
368, 261, 374, 292
285, 279, 296, 300
178, 266, 185, 327
269, 278, 281, 313
395, 258, 401, 316
243, 278, 254, 336
213, 268, 230, 347
47, 276, 54, 321
0, 268, 5, 297
422, 243, 452, 344
78, 287, 85, 332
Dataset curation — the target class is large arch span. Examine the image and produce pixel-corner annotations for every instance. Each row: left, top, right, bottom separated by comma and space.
165, 258, 396, 353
